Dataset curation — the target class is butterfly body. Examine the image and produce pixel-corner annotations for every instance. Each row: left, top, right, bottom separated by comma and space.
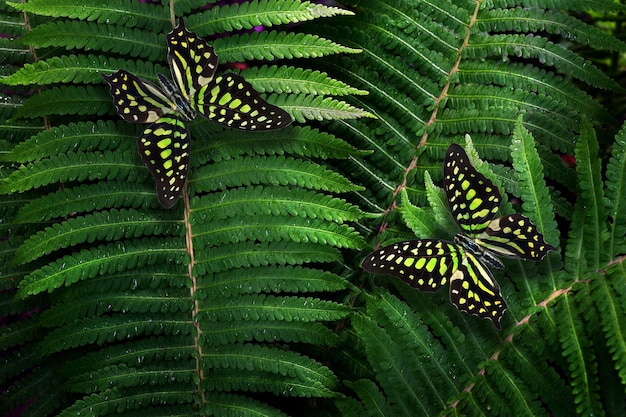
362, 143, 556, 329
454, 233, 504, 270
156, 73, 196, 120
103, 18, 291, 208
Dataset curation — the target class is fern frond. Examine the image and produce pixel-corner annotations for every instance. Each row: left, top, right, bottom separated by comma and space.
571, 120, 609, 269
341, 379, 394, 417
204, 320, 340, 346
2, 120, 136, 163
0, 37, 31, 65
482, 0, 626, 13
192, 214, 366, 250
39, 312, 192, 353
3, 55, 167, 86
509, 118, 560, 249
65, 363, 194, 393
591, 263, 626, 387
55, 387, 193, 417
194, 241, 342, 274
201, 265, 351, 296
350, 310, 428, 417
61, 335, 192, 372
398, 188, 447, 240
466, 34, 620, 90
191, 0, 354, 35
0, 366, 58, 417
193, 126, 371, 164
447, 84, 578, 126
203, 344, 339, 391
498, 341, 577, 416
215, 31, 361, 63
16, 85, 111, 119
241, 65, 368, 96
0, 151, 145, 194
190, 186, 363, 224
14, 208, 184, 265
6, 0, 169, 30
424, 170, 457, 236
20, 20, 165, 61
458, 62, 611, 125
205, 368, 337, 398
201, 294, 350, 323
435, 107, 572, 151
478, 8, 626, 52
3, 55, 99, 85
13, 181, 158, 224
190, 155, 364, 194
605, 123, 626, 256
556, 284, 604, 416
40, 286, 190, 328
202, 392, 290, 417
18, 238, 187, 297
284, 94, 375, 122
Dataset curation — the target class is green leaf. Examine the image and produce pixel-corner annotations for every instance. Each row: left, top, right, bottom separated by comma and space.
509, 116, 560, 250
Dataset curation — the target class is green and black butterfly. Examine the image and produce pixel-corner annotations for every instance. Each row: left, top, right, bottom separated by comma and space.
362, 143, 556, 329
102, 18, 292, 208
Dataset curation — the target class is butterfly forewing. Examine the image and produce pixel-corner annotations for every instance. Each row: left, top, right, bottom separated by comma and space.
449, 251, 507, 329
166, 18, 218, 99
479, 213, 556, 260
195, 73, 291, 130
361, 240, 462, 292
138, 115, 190, 209
102, 70, 176, 124
444, 144, 501, 236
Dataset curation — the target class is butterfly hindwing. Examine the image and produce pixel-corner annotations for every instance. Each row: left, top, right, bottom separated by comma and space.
479, 213, 557, 260
102, 70, 175, 124
444, 143, 501, 236
449, 251, 507, 329
138, 115, 190, 209
361, 239, 462, 292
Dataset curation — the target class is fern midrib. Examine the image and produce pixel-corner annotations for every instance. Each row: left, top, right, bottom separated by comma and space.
368, 0, 482, 246
183, 184, 206, 408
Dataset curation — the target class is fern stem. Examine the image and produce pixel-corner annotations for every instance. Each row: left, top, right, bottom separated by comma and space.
369, 0, 485, 249
184, 183, 205, 408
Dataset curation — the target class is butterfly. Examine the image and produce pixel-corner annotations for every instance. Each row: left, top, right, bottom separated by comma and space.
102, 18, 292, 208
362, 143, 556, 329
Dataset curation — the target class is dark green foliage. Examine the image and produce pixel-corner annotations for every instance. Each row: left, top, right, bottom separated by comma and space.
316, 1, 624, 416
1, 1, 367, 416
2, 0, 626, 417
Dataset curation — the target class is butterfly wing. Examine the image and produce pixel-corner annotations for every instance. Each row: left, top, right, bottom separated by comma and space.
479, 213, 556, 260
194, 73, 292, 130
102, 70, 176, 124
444, 143, 501, 236
449, 251, 507, 329
138, 115, 190, 208
361, 239, 462, 292
166, 19, 291, 130
166, 18, 218, 100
